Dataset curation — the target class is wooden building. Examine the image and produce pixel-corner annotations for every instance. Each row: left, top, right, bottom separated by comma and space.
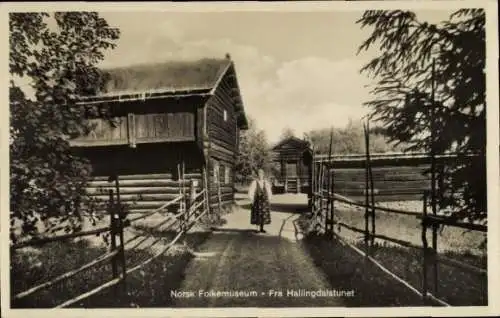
270, 137, 313, 195
70, 55, 248, 214
313, 152, 465, 202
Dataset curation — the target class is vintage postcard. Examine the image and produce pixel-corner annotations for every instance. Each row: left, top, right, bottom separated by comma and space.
1, 1, 499, 317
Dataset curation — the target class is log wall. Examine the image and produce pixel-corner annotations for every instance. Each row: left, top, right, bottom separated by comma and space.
205, 66, 240, 209
331, 165, 431, 202
77, 143, 205, 213
86, 172, 203, 214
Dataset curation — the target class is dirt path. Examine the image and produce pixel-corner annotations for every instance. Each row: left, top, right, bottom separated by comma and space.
173, 194, 350, 307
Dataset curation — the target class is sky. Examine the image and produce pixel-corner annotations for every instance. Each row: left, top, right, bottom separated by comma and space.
20, 9, 454, 144
97, 11, 377, 144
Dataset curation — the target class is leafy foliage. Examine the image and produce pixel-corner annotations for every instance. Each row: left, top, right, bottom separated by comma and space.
234, 117, 275, 183
279, 127, 296, 141
356, 9, 486, 220
304, 119, 405, 155
9, 12, 120, 243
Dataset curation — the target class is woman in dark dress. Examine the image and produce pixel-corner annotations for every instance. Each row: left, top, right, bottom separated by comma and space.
248, 168, 273, 233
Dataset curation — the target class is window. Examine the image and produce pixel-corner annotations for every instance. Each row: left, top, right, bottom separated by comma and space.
223, 109, 228, 122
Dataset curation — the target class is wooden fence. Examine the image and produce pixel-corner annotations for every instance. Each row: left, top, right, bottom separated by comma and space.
10, 163, 210, 308
309, 123, 487, 307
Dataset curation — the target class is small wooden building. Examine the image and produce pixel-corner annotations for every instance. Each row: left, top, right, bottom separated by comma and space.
270, 137, 313, 195
70, 55, 248, 213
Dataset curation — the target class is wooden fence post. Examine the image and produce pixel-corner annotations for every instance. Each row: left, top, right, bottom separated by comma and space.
108, 190, 118, 282
325, 128, 334, 238
311, 148, 316, 212
188, 179, 196, 221
319, 160, 325, 228
317, 160, 322, 219
202, 165, 210, 218
317, 161, 321, 212
317, 161, 321, 214
365, 121, 376, 248
364, 131, 370, 250
429, 57, 439, 299
324, 165, 330, 237
422, 191, 429, 305
178, 162, 187, 231
432, 201, 439, 296
114, 175, 127, 295
312, 161, 317, 212
330, 167, 336, 236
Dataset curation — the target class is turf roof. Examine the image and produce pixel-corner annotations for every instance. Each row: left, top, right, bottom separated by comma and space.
99, 58, 231, 95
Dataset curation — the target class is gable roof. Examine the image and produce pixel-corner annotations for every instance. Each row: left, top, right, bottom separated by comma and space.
272, 136, 311, 151
99, 58, 231, 96
76, 56, 248, 130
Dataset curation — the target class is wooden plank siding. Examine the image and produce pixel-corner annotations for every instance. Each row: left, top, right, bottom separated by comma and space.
75, 143, 204, 178
71, 111, 196, 147
70, 117, 129, 147
206, 72, 238, 154
331, 164, 432, 200
271, 137, 313, 195
135, 112, 195, 142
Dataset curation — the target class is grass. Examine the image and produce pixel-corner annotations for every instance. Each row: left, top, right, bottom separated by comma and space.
297, 233, 424, 307
10, 211, 220, 308
295, 201, 487, 307
78, 229, 212, 308
11, 239, 110, 308
333, 201, 487, 258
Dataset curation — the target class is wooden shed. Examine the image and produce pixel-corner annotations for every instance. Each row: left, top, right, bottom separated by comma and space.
270, 136, 313, 195
70, 55, 248, 214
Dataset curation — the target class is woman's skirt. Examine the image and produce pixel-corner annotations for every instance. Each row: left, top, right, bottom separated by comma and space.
250, 196, 271, 225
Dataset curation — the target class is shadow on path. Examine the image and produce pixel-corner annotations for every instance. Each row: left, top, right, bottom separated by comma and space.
294, 215, 425, 307
174, 228, 348, 308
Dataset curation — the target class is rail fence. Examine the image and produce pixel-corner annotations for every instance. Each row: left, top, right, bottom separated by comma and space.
309, 122, 487, 307
10, 163, 211, 308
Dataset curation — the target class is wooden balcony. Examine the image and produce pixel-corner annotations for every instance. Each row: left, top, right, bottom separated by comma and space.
70, 112, 196, 148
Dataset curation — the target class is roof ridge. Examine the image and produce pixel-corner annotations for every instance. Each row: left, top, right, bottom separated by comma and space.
97, 57, 231, 96
100, 57, 229, 70
272, 136, 310, 150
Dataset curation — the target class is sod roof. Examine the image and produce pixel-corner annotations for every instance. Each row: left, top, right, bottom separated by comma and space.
99, 58, 232, 95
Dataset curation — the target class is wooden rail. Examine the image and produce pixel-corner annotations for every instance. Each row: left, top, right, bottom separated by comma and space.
309, 121, 487, 307
11, 226, 112, 250
12, 164, 211, 308
314, 152, 480, 162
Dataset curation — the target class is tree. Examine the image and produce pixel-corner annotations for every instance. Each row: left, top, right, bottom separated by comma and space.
9, 12, 120, 243
357, 9, 486, 220
306, 119, 402, 155
279, 127, 296, 140
235, 117, 274, 183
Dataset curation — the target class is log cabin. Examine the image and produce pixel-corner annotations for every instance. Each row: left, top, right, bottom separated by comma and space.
70, 55, 248, 214
270, 136, 313, 196
313, 152, 468, 202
